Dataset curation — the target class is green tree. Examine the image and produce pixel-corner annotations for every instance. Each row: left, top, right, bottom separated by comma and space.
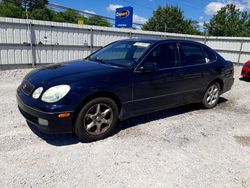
142, 5, 201, 35
3, 0, 48, 9
204, 4, 250, 37
86, 16, 112, 27
0, 1, 112, 28
24, 0, 48, 9
52, 12, 65, 22
60, 9, 80, 23
30, 8, 53, 21
0, 2, 23, 18
2, 0, 22, 7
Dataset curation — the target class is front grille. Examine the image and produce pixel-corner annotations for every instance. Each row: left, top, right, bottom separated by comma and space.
21, 80, 34, 95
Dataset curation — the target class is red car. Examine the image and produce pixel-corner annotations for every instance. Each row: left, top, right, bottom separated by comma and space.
242, 60, 250, 78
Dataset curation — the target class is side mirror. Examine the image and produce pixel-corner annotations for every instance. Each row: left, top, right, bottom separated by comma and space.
138, 61, 157, 73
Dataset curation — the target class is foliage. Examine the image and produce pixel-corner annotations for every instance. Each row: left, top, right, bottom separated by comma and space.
142, 5, 201, 35
204, 4, 250, 37
52, 12, 65, 22
59, 9, 80, 23
0, 1, 112, 27
86, 16, 112, 27
24, 0, 48, 9
30, 8, 53, 21
2, 0, 22, 7
0, 2, 23, 18
3, 0, 48, 9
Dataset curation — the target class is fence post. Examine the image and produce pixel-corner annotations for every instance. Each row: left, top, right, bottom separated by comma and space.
237, 40, 243, 64
28, 21, 35, 67
90, 28, 94, 53
204, 35, 207, 44
204, 30, 209, 45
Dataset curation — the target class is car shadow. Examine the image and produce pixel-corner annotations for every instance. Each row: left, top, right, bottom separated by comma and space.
116, 97, 228, 133
239, 77, 250, 82
28, 97, 228, 146
27, 123, 82, 146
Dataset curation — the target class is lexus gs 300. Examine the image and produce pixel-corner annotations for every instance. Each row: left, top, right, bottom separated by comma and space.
17, 39, 234, 142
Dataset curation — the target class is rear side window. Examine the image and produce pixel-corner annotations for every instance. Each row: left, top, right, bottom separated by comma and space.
203, 47, 217, 63
144, 43, 180, 69
180, 43, 206, 66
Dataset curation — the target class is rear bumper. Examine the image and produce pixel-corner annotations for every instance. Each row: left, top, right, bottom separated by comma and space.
17, 94, 73, 134
241, 66, 250, 78
222, 77, 234, 94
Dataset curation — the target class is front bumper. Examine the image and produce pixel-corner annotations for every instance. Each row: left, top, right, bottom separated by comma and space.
17, 94, 73, 134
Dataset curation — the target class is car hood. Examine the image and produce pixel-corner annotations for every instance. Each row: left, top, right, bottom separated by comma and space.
26, 60, 124, 86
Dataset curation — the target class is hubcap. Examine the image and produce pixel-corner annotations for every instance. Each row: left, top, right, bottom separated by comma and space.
84, 103, 113, 135
206, 85, 219, 106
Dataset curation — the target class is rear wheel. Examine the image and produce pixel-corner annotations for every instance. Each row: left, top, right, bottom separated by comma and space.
202, 82, 220, 109
75, 97, 119, 142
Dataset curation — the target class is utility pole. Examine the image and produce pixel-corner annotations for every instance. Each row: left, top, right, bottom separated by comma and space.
24, 2, 35, 67
25, 3, 29, 20
164, 0, 167, 32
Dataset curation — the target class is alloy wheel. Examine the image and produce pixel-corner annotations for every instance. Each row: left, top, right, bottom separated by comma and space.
84, 103, 113, 135
206, 84, 219, 106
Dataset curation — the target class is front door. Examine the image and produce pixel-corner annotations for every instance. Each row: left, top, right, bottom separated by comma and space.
132, 42, 185, 115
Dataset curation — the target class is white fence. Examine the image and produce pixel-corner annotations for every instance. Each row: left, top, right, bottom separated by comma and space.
0, 17, 250, 66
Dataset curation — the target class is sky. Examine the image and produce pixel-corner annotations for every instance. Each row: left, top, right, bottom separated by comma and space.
50, 0, 250, 27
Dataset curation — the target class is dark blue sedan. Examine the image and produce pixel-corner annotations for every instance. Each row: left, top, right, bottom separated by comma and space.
17, 39, 234, 142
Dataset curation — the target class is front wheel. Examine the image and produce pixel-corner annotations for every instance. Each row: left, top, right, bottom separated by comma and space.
202, 82, 220, 109
74, 97, 119, 142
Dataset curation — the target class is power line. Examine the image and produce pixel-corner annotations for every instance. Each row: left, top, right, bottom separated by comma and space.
166, 0, 202, 10
49, 3, 115, 21
49, 3, 144, 26
117, 0, 203, 13
116, 0, 154, 11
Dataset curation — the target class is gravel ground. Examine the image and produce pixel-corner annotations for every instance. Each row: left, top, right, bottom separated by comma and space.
0, 66, 250, 188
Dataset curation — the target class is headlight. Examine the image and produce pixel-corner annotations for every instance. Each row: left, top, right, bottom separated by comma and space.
41, 85, 70, 103
32, 87, 43, 99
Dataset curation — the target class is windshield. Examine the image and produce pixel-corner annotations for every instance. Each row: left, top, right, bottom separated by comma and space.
87, 41, 152, 67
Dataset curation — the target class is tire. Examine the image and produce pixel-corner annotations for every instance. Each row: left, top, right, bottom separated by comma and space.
202, 82, 221, 109
74, 97, 119, 142
242, 77, 250, 81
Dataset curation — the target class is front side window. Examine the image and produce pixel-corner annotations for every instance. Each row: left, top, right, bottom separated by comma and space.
88, 41, 152, 67
180, 43, 206, 66
143, 43, 180, 69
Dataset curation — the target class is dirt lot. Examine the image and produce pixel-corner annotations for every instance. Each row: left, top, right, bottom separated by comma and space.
0, 66, 249, 188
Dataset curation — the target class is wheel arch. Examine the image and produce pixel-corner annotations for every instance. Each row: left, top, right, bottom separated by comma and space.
209, 78, 224, 92
72, 91, 122, 128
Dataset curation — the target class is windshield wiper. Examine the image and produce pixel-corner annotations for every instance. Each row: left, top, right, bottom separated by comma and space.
95, 58, 107, 64
87, 57, 107, 64
88, 57, 127, 68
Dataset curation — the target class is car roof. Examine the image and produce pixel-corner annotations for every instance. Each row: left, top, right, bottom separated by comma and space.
120, 38, 204, 46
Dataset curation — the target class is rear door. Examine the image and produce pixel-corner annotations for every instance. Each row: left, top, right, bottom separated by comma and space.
179, 42, 211, 102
